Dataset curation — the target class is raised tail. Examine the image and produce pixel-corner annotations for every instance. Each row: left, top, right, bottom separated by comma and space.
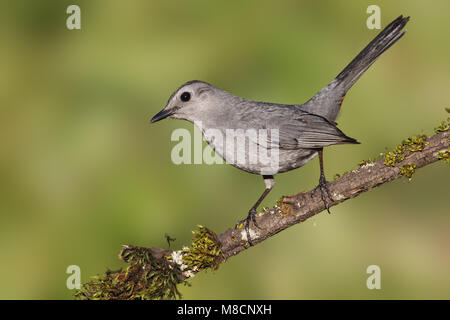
335, 15, 409, 91
302, 15, 410, 122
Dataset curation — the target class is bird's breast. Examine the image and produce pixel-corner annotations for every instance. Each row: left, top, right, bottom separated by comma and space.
199, 126, 317, 175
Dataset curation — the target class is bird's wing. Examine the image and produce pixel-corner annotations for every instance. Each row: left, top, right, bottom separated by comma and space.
266, 112, 359, 149
235, 101, 358, 150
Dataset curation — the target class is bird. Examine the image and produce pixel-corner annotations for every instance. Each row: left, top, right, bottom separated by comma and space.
151, 15, 410, 245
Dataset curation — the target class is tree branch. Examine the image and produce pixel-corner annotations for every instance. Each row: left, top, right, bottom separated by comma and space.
219, 130, 449, 260
76, 126, 449, 300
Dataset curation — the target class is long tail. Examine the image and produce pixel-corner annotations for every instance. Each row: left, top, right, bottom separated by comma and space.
302, 15, 410, 122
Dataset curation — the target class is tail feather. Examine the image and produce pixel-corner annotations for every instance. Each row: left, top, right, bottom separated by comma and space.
335, 15, 409, 90
302, 15, 410, 122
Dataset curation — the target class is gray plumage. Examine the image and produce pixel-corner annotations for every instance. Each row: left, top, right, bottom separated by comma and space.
154, 83, 357, 174
151, 15, 409, 243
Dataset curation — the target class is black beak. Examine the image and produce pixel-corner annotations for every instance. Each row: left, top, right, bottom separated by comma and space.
151, 108, 175, 123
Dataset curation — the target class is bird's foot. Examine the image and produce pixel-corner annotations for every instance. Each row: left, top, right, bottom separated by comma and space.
235, 208, 261, 246
312, 176, 333, 214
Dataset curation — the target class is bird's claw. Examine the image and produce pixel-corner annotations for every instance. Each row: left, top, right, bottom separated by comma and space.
236, 208, 261, 246
312, 176, 333, 214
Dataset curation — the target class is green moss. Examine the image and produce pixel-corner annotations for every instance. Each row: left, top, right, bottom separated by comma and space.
403, 135, 429, 151
399, 163, 416, 179
75, 226, 222, 300
384, 135, 429, 167
182, 226, 223, 272
434, 108, 449, 133
438, 149, 450, 163
276, 198, 283, 207
236, 222, 245, 229
275, 197, 295, 216
358, 158, 375, 167
333, 115, 448, 184
434, 119, 449, 134
333, 170, 351, 180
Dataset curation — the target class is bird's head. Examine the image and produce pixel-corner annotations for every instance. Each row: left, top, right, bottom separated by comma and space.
151, 80, 220, 124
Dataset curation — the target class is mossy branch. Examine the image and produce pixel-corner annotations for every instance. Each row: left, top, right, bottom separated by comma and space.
76, 116, 449, 300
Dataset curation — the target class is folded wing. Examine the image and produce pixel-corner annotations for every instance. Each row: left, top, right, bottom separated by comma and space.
268, 112, 359, 149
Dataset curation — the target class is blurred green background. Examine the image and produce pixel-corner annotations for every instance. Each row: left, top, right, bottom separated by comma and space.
0, 0, 449, 299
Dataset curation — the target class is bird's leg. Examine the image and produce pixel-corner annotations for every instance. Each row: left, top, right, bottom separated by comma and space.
313, 149, 333, 213
236, 175, 274, 246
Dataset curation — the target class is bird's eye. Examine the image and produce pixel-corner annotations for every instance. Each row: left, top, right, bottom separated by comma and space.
180, 92, 191, 102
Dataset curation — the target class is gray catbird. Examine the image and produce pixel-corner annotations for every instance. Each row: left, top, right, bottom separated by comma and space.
151, 16, 409, 244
